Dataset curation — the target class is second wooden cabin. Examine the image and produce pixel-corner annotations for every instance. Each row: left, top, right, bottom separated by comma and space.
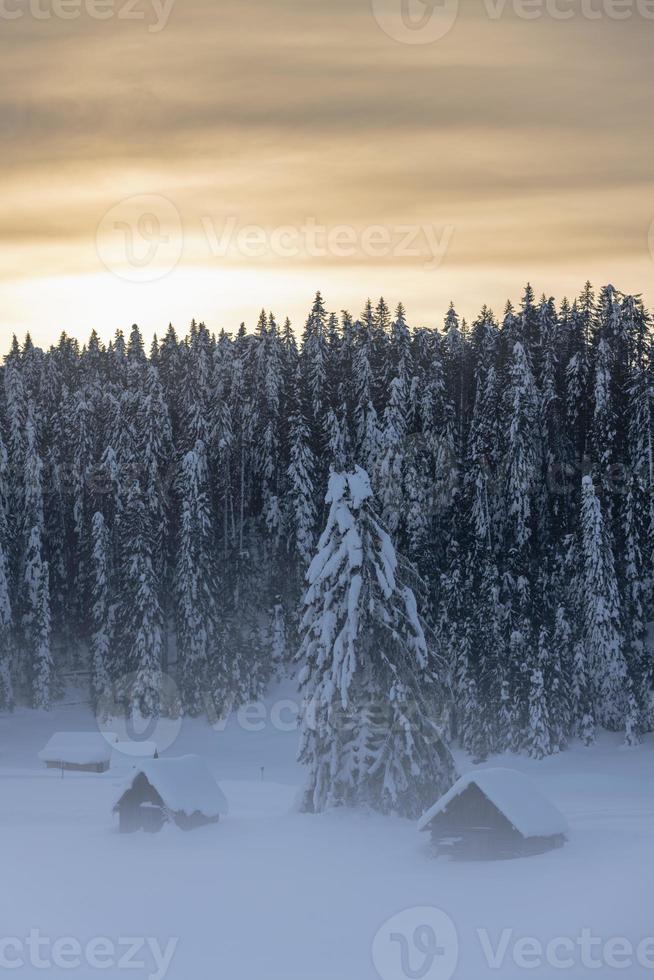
418, 767, 568, 860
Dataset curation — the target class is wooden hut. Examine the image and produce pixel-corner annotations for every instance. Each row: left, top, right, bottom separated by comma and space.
38, 732, 114, 773
418, 768, 568, 860
113, 755, 228, 833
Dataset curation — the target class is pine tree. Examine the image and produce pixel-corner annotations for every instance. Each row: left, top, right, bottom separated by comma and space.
525, 627, 551, 759
23, 527, 52, 709
89, 511, 113, 707
0, 535, 14, 711
0, 433, 14, 709
286, 369, 317, 567
378, 374, 408, 539
269, 601, 288, 673
352, 315, 381, 472
580, 475, 627, 731
175, 440, 222, 715
118, 479, 164, 716
454, 618, 488, 762
297, 468, 456, 817
503, 341, 539, 553
21, 409, 53, 708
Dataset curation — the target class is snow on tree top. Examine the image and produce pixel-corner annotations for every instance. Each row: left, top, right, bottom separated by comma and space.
113, 755, 229, 818
417, 767, 569, 839
325, 466, 372, 510
39, 732, 116, 766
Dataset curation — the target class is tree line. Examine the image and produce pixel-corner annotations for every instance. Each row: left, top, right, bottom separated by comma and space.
0, 283, 652, 782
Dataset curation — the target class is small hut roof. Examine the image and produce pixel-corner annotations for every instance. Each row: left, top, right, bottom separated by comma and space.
113, 755, 229, 818
417, 767, 568, 839
39, 732, 114, 766
111, 741, 158, 764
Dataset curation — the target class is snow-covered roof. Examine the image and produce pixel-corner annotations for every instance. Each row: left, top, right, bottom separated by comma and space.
417, 767, 568, 839
39, 732, 115, 765
111, 741, 158, 765
114, 755, 229, 818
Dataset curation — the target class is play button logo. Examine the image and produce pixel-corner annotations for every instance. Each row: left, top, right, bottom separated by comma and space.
372, 906, 459, 980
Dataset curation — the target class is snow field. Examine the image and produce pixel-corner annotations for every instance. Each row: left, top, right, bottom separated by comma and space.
1, 684, 653, 979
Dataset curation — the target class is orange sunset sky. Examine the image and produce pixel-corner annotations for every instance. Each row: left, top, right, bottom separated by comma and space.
2, 0, 654, 346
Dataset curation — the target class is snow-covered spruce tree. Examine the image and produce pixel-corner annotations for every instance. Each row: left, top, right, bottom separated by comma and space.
286, 367, 317, 568
175, 440, 221, 716
500, 340, 540, 748
381, 318, 412, 538
118, 479, 164, 716
565, 301, 591, 465
548, 600, 573, 750
573, 638, 596, 746
0, 535, 14, 711
469, 555, 506, 755
503, 341, 539, 553
467, 363, 501, 550
23, 527, 52, 709
209, 332, 235, 559
301, 292, 329, 459
268, 600, 288, 673
296, 467, 456, 818
454, 616, 489, 763
525, 627, 552, 760
0, 435, 14, 710
377, 374, 408, 540
591, 336, 618, 508
89, 511, 113, 708
254, 313, 285, 557
558, 534, 596, 744
352, 318, 382, 474
137, 363, 173, 588
68, 388, 94, 636
3, 337, 27, 537
579, 475, 628, 732
21, 409, 53, 708
620, 477, 647, 744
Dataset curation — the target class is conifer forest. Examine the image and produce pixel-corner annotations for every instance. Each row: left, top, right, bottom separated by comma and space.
2, 283, 653, 815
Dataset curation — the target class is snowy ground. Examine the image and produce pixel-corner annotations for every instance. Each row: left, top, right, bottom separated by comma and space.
1, 682, 654, 980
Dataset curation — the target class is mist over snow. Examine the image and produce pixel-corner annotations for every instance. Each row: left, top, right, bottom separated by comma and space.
2, 286, 654, 978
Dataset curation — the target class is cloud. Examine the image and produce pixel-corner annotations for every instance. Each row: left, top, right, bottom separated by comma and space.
1, 0, 653, 341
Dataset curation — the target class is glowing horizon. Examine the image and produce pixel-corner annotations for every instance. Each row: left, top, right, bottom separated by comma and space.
2, 0, 654, 347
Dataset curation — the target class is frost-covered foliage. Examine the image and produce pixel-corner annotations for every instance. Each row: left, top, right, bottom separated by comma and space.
580, 475, 628, 730
297, 467, 456, 818
0, 431, 14, 710
89, 511, 112, 708
175, 440, 220, 715
0, 283, 652, 759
